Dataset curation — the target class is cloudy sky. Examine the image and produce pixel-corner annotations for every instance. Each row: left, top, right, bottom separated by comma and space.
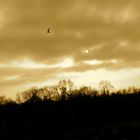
0, 0, 140, 98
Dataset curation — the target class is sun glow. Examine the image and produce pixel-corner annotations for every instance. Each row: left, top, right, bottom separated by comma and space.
4, 75, 22, 81
84, 60, 103, 65
11, 60, 47, 69
84, 59, 118, 65
82, 49, 89, 54
54, 58, 74, 68
0, 58, 74, 69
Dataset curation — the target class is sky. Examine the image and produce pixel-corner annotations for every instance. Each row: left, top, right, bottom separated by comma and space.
0, 0, 140, 98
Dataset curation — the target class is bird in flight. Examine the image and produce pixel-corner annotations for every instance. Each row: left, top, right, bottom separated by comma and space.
47, 27, 50, 33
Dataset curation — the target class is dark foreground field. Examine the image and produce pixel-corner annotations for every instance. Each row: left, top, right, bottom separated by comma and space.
1, 92, 140, 140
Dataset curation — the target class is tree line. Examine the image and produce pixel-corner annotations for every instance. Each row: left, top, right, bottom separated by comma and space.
0, 79, 139, 105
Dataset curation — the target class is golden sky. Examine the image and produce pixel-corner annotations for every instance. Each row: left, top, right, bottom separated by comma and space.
0, 0, 140, 98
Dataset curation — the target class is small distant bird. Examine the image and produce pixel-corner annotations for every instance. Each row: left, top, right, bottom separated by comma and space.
47, 27, 50, 33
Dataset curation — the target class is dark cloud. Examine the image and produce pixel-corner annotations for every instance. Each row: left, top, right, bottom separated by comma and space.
0, 0, 140, 96
0, 0, 140, 65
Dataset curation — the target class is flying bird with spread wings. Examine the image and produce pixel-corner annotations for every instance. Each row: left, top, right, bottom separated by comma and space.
47, 27, 50, 33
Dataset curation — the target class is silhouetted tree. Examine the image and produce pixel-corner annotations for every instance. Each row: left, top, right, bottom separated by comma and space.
37, 87, 55, 100
49, 85, 60, 100
57, 79, 74, 100
20, 87, 41, 103
99, 80, 114, 95
5, 98, 16, 105
16, 93, 23, 104
79, 86, 97, 96
127, 86, 139, 94
0, 96, 6, 105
